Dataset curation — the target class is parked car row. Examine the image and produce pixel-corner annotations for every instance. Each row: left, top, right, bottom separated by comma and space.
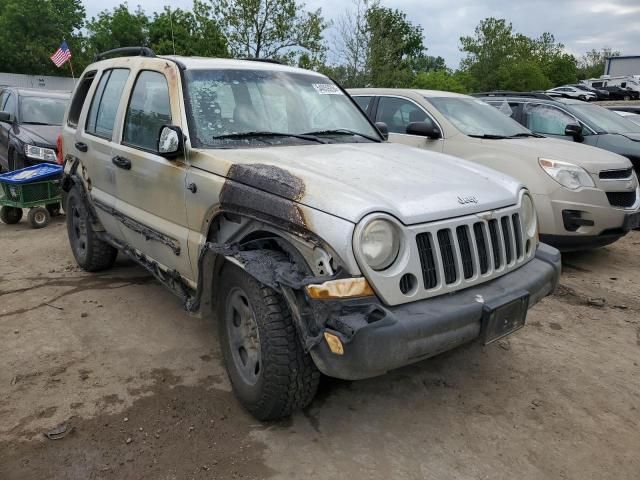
1, 49, 638, 422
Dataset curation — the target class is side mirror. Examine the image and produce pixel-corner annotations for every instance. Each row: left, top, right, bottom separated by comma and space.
158, 125, 184, 158
0, 111, 13, 123
564, 123, 584, 143
406, 120, 441, 139
374, 122, 389, 141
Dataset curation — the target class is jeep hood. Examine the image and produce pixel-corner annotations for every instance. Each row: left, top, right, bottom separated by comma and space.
191, 143, 521, 225
479, 136, 632, 173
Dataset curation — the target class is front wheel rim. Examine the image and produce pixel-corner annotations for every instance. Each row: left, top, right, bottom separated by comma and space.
225, 287, 262, 386
69, 198, 88, 257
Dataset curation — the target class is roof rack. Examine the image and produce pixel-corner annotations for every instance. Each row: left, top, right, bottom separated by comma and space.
240, 57, 283, 65
472, 91, 557, 101
94, 47, 156, 62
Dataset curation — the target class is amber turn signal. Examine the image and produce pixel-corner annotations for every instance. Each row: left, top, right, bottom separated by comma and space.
305, 277, 374, 299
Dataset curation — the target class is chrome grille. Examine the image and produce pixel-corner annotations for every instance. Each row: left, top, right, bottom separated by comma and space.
416, 212, 526, 291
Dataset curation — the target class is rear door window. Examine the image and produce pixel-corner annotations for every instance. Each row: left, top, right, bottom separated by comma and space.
353, 96, 372, 114
86, 69, 130, 139
123, 71, 172, 152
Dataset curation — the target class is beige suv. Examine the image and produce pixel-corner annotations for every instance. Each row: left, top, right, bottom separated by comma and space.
60, 49, 560, 420
350, 88, 640, 250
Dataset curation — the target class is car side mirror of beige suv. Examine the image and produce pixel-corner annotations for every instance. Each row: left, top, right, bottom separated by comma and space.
158, 125, 184, 159
406, 120, 441, 139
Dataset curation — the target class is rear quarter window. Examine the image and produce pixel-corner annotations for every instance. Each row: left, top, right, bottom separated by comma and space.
67, 71, 96, 129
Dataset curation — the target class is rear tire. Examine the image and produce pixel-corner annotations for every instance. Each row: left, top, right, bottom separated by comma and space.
28, 207, 50, 229
66, 185, 117, 271
0, 206, 23, 224
217, 261, 320, 421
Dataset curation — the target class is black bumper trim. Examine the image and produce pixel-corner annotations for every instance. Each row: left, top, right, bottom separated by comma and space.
310, 243, 561, 380
540, 232, 625, 252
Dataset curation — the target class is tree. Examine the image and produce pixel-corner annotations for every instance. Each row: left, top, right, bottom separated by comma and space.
412, 70, 467, 93
148, 2, 227, 57
578, 47, 620, 80
459, 17, 577, 91
0, 0, 85, 76
212, 0, 328, 64
86, 3, 149, 55
366, 6, 427, 87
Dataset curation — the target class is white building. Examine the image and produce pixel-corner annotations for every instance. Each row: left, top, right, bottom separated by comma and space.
0, 72, 75, 91
604, 56, 640, 78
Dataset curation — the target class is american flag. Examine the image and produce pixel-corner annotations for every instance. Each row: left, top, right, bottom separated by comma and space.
50, 41, 72, 67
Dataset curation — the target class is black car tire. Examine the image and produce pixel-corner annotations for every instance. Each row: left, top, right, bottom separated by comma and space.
624, 95, 631, 101
217, 260, 320, 421
578, 95, 586, 101
28, 207, 50, 229
0, 206, 23, 224
66, 185, 118, 271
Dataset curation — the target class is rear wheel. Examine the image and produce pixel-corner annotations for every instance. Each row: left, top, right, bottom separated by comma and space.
578, 95, 586, 101
28, 207, 50, 229
0, 206, 23, 224
624, 95, 631, 101
66, 186, 117, 271
217, 261, 320, 421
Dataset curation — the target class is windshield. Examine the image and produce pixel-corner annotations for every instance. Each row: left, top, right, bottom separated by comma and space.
184, 69, 379, 148
569, 104, 640, 134
429, 97, 531, 137
19, 96, 69, 125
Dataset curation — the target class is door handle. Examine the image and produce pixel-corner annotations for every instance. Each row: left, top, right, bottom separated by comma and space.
112, 155, 131, 170
75, 142, 88, 152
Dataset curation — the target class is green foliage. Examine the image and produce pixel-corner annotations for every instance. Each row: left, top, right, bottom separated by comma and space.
412, 70, 468, 93
577, 47, 620, 80
212, 0, 328, 64
148, 2, 227, 57
0, 0, 85, 76
86, 4, 149, 54
459, 17, 578, 92
365, 6, 427, 87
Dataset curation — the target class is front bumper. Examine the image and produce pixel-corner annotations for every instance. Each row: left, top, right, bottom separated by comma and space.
310, 243, 561, 380
533, 188, 639, 251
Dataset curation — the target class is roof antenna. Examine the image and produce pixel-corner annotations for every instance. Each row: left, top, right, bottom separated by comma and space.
169, 6, 176, 55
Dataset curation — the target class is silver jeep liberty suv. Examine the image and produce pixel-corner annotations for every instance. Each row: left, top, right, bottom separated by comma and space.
60, 47, 561, 420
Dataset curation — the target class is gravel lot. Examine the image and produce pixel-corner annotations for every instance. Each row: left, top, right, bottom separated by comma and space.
1, 216, 639, 480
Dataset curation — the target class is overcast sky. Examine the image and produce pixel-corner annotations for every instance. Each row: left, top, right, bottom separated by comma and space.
83, 0, 640, 67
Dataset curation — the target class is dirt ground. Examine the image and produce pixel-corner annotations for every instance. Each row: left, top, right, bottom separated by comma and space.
0, 216, 639, 480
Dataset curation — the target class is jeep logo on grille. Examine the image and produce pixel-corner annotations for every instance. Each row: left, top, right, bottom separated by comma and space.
457, 195, 478, 205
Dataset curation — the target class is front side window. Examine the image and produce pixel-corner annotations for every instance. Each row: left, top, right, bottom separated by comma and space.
184, 69, 379, 148
3, 94, 17, 116
524, 104, 578, 135
86, 69, 130, 138
19, 96, 69, 125
376, 97, 428, 134
430, 97, 530, 137
123, 71, 172, 152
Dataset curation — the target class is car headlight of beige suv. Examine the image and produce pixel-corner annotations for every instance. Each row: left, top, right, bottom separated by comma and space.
538, 158, 595, 190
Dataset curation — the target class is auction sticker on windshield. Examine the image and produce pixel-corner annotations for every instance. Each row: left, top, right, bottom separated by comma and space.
313, 83, 342, 95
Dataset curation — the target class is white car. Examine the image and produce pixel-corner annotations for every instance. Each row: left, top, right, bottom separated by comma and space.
612, 110, 640, 127
546, 86, 596, 102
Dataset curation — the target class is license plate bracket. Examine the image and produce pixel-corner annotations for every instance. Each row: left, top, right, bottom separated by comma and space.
481, 291, 530, 345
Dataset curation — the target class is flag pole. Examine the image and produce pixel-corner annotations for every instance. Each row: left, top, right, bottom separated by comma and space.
68, 58, 75, 81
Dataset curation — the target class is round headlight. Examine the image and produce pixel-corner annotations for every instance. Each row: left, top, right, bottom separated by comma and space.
521, 193, 537, 238
360, 219, 400, 271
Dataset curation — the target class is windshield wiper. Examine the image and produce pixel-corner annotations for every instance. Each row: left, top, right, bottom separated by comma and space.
212, 131, 327, 144
22, 121, 53, 126
302, 128, 381, 143
468, 134, 509, 139
508, 132, 545, 138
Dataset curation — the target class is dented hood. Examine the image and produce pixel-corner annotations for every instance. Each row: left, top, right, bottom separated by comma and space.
191, 143, 521, 225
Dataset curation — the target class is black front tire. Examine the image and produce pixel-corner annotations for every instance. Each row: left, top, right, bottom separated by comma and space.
66, 185, 117, 271
217, 261, 320, 421
0, 206, 23, 224
28, 207, 51, 229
